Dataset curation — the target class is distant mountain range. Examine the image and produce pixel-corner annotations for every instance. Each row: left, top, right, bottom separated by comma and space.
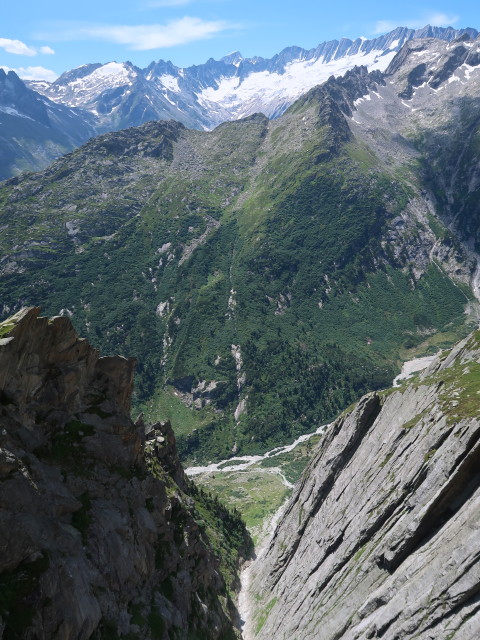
30, 25, 478, 129
0, 24, 477, 180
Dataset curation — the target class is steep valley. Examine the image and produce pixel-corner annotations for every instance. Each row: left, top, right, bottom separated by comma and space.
2, 35, 480, 465
1, 31, 480, 640
1, 309, 479, 639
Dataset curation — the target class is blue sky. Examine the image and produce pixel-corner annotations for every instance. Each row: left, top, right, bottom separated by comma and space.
0, 1, 478, 81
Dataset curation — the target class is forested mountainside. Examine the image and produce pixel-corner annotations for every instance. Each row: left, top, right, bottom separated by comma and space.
0, 308, 250, 639
246, 328, 480, 640
1, 35, 480, 463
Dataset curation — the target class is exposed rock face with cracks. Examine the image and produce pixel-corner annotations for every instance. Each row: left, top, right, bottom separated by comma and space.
247, 330, 480, 639
0, 307, 242, 640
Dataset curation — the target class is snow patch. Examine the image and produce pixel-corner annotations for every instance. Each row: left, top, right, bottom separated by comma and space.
94, 62, 131, 80
463, 64, 480, 80
159, 74, 180, 92
0, 106, 34, 120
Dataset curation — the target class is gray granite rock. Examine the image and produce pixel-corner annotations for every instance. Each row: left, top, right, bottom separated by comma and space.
248, 331, 480, 639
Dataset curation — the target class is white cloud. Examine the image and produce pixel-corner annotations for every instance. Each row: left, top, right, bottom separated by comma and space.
0, 37, 56, 57
0, 65, 58, 81
0, 37, 37, 56
420, 12, 459, 28
374, 13, 459, 35
43, 17, 236, 50
40, 45, 55, 55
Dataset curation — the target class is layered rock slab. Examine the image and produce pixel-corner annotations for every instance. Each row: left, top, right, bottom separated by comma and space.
248, 331, 480, 639
0, 307, 241, 639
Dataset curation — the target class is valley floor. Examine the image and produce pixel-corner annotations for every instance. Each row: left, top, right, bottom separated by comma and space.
186, 423, 327, 541
188, 353, 439, 638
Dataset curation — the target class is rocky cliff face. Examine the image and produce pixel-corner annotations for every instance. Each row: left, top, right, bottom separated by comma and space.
0, 307, 246, 639
247, 331, 480, 639
348, 34, 480, 259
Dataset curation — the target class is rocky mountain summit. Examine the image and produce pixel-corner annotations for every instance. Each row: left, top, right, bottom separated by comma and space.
246, 330, 480, 639
0, 307, 249, 639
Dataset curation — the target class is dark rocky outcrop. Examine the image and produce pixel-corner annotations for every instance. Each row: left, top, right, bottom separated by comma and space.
290, 65, 385, 146
82, 120, 185, 161
247, 331, 480, 639
0, 307, 243, 639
